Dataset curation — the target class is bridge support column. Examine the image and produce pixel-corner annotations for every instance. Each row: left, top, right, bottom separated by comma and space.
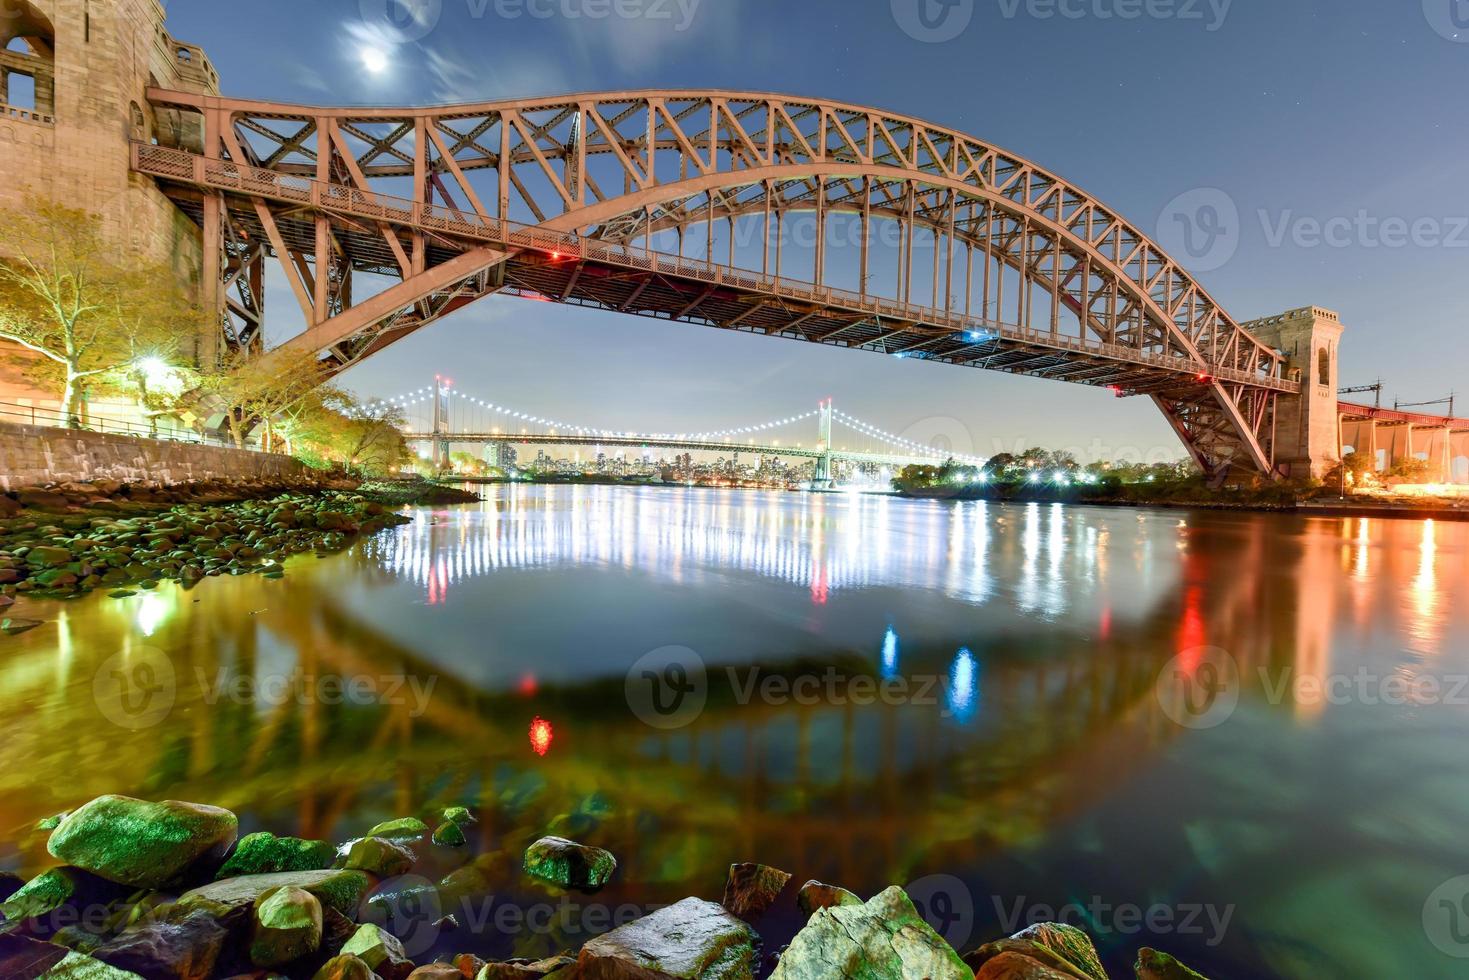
1240, 307, 1345, 480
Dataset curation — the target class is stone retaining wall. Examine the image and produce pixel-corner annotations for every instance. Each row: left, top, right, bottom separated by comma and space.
0, 421, 312, 490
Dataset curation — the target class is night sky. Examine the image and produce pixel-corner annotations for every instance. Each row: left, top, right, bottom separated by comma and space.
162, 0, 1469, 461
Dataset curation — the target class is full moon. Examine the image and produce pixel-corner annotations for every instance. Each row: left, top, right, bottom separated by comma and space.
360, 46, 389, 73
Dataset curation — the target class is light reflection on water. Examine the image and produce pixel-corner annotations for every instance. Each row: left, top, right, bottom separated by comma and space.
0, 486, 1466, 978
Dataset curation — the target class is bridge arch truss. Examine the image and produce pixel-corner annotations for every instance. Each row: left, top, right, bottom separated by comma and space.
135, 88, 1297, 478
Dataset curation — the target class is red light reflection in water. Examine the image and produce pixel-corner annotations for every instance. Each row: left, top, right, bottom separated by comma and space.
1176, 585, 1207, 671
810, 563, 829, 605
1100, 607, 1113, 641
529, 716, 554, 756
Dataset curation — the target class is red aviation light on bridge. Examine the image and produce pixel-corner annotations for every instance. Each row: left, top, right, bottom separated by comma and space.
1196, 373, 1211, 383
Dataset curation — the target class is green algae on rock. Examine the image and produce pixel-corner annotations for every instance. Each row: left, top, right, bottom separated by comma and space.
214, 831, 336, 879
313, 952, 379, 980
771, 885, 970, 980
46, 796, 238, 889
522, 836, 616, 892
1011, 922, 1108, 980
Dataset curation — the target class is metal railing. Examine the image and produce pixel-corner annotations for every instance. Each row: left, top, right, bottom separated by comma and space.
0, 401, 263, 452
132, 142, 1300, 394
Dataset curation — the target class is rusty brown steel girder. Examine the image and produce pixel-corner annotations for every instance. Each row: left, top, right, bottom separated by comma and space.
137, 88, 1299, 478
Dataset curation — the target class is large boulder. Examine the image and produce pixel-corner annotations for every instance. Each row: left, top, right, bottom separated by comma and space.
90, 909, 229, 980
215, 831, 336, 878
47, 796, 238, 889
575, 897, 756, 979
1136, 948, 1212, 979
522, 837, 616, 892
964, 939, 1097, 980
249, 885, 324, 968
721, 863, 791, 922
771, 885, 969, 979
178, 868, 371, 919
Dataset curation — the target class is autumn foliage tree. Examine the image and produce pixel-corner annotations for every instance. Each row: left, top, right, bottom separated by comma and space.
0, 198, 202, 422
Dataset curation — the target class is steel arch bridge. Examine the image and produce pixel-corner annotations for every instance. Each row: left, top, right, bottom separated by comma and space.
135, 88, 1298, 479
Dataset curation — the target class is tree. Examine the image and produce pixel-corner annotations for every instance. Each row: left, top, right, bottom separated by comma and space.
196, 347, 329, 450
0, 197, 201, 423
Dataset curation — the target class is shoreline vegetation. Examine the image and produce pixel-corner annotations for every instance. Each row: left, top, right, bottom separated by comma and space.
0, 792, 1216, 979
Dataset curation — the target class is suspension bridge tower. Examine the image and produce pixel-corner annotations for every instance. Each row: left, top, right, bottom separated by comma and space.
813, 398, 835, 488
431, 377, 453, 473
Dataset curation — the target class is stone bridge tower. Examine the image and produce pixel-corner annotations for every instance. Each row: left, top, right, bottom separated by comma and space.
1239, 306, 1345, 481
0, 0, 220, 384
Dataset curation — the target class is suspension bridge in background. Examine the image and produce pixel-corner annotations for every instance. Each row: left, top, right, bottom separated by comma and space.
386, 377, 983, 481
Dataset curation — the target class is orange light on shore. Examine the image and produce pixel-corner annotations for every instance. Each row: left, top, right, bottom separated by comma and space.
529, 716, 554, 756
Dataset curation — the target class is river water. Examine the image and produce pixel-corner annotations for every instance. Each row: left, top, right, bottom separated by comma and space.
3, 485, 1467, 977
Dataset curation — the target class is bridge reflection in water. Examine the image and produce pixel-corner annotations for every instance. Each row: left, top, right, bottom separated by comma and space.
1, 487, 1465, 977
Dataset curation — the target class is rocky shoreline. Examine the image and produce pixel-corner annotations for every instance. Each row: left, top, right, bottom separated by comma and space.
0, 476, 483, 634
0, 794, 1216, 979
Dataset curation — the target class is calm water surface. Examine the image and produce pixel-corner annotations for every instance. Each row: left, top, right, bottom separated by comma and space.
3, 485, 1467, 978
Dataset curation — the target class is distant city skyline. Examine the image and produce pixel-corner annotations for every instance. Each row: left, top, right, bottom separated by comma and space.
160, 0, 1469, 463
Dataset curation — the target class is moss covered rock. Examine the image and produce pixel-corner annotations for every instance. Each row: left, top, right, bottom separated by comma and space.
215, 831, 336, 879
366, 817, 430, 841
178, 868, 371, 919
249, 885, 324, 968
431, 822, 466, 848
47, 796, 237, 889
522, 836, 616, 892
1011, 923, 1107, 980
341, 922, 415, 980
313, 953, 379, 980
344, 836, 416, 877
575, 898, 753, 979
771, 886, 969, 979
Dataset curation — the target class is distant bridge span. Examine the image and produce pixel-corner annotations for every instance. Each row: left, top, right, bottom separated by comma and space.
400, 431, 938, 469
137, 88, 1299, 479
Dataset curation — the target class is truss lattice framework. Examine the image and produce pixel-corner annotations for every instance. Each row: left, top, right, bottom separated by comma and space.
138, 88, 1299, 478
